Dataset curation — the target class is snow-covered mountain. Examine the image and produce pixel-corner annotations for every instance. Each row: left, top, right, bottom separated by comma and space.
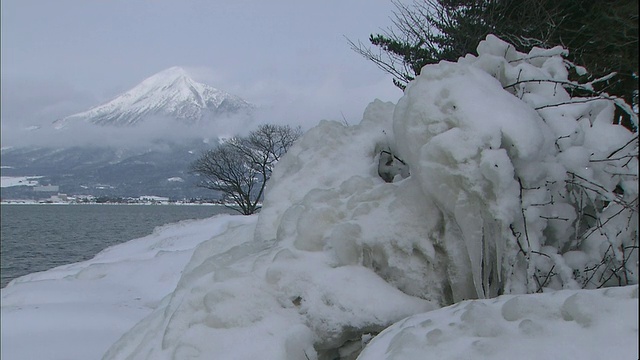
54, 67, 253, 128
3, 67, 253, 200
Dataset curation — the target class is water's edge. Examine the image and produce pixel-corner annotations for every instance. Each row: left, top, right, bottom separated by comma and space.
1, 204, 234, 288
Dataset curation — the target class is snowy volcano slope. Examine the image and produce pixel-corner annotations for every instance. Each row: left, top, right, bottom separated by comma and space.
2, 35, 638, 360
53, 66, 254, 128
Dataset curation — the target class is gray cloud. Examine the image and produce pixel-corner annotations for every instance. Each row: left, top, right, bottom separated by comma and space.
1, 77, 97, 126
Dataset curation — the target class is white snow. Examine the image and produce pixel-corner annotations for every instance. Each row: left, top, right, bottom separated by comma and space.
0, 176, 43, 188
1, 35, 637, 360
358, 285, 638, 360
137, 195, 170, 202
1, 215, 255, 360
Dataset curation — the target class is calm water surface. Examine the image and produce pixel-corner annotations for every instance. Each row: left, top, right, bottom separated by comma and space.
0, 204, 234, 288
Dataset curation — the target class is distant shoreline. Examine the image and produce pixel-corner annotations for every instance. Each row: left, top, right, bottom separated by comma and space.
0, 201, 227, 206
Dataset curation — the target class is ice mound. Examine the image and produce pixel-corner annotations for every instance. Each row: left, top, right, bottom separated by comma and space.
392, 35, 637, 300
104, 101, 440, 360
357, 285, 638, 360
104, 35, 637, 359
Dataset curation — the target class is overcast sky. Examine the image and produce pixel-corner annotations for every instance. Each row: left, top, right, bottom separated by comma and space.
1, 0, 406, 144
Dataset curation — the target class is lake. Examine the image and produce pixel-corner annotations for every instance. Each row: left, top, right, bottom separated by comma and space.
0, 204, 235, 288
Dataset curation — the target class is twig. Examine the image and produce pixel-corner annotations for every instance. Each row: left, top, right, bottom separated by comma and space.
590, 135, 638, 162
537, 265, 556, 292
534, 96, 615, 110
539, 216, 570, 221
340, 111, 350, 127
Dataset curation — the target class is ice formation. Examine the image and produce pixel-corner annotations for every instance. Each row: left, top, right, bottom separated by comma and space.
99, 35, 637, 359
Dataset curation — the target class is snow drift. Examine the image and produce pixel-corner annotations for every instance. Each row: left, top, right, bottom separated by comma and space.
1, 215, 256, 360
358, 285, 638, 360
101, 35, 637, 359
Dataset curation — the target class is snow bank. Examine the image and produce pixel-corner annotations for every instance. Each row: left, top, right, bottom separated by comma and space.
103, 170, 436, 359
1, 214, 253, 360
0, 176, 43, 188
358, 285, 638, 360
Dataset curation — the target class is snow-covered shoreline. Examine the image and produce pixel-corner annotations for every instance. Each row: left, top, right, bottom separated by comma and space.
0, 201, 226, 206
1, 214, 256, 360
2, 213, 637, 359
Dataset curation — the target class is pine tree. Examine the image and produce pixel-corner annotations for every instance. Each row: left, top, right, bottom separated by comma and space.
350, 0, 638, 127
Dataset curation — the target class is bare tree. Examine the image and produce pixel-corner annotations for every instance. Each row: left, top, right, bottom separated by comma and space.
190, 124, 302, 215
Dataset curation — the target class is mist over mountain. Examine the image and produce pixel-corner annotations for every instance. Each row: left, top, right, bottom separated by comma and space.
1, 67, 257, 200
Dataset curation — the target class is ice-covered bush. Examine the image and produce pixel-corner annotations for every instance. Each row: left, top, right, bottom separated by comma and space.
394, 34, 637, 298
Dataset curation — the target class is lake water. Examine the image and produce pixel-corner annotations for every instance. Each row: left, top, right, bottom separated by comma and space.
0, 204, 235, 288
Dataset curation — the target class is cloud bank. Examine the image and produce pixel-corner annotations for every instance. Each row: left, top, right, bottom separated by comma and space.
2, 71, 402, 149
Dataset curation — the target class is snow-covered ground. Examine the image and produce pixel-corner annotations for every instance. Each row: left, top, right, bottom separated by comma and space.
0, 176, 43, 188
359, 285, 638, 359
1, 215, 255, 360
2, 214, 637, 360
1, 35, 637, 359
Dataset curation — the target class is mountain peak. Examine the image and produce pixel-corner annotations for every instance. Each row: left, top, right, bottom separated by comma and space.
140, 66, 190, 85
156, 66, 189, 77
54, 67, 253, 128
